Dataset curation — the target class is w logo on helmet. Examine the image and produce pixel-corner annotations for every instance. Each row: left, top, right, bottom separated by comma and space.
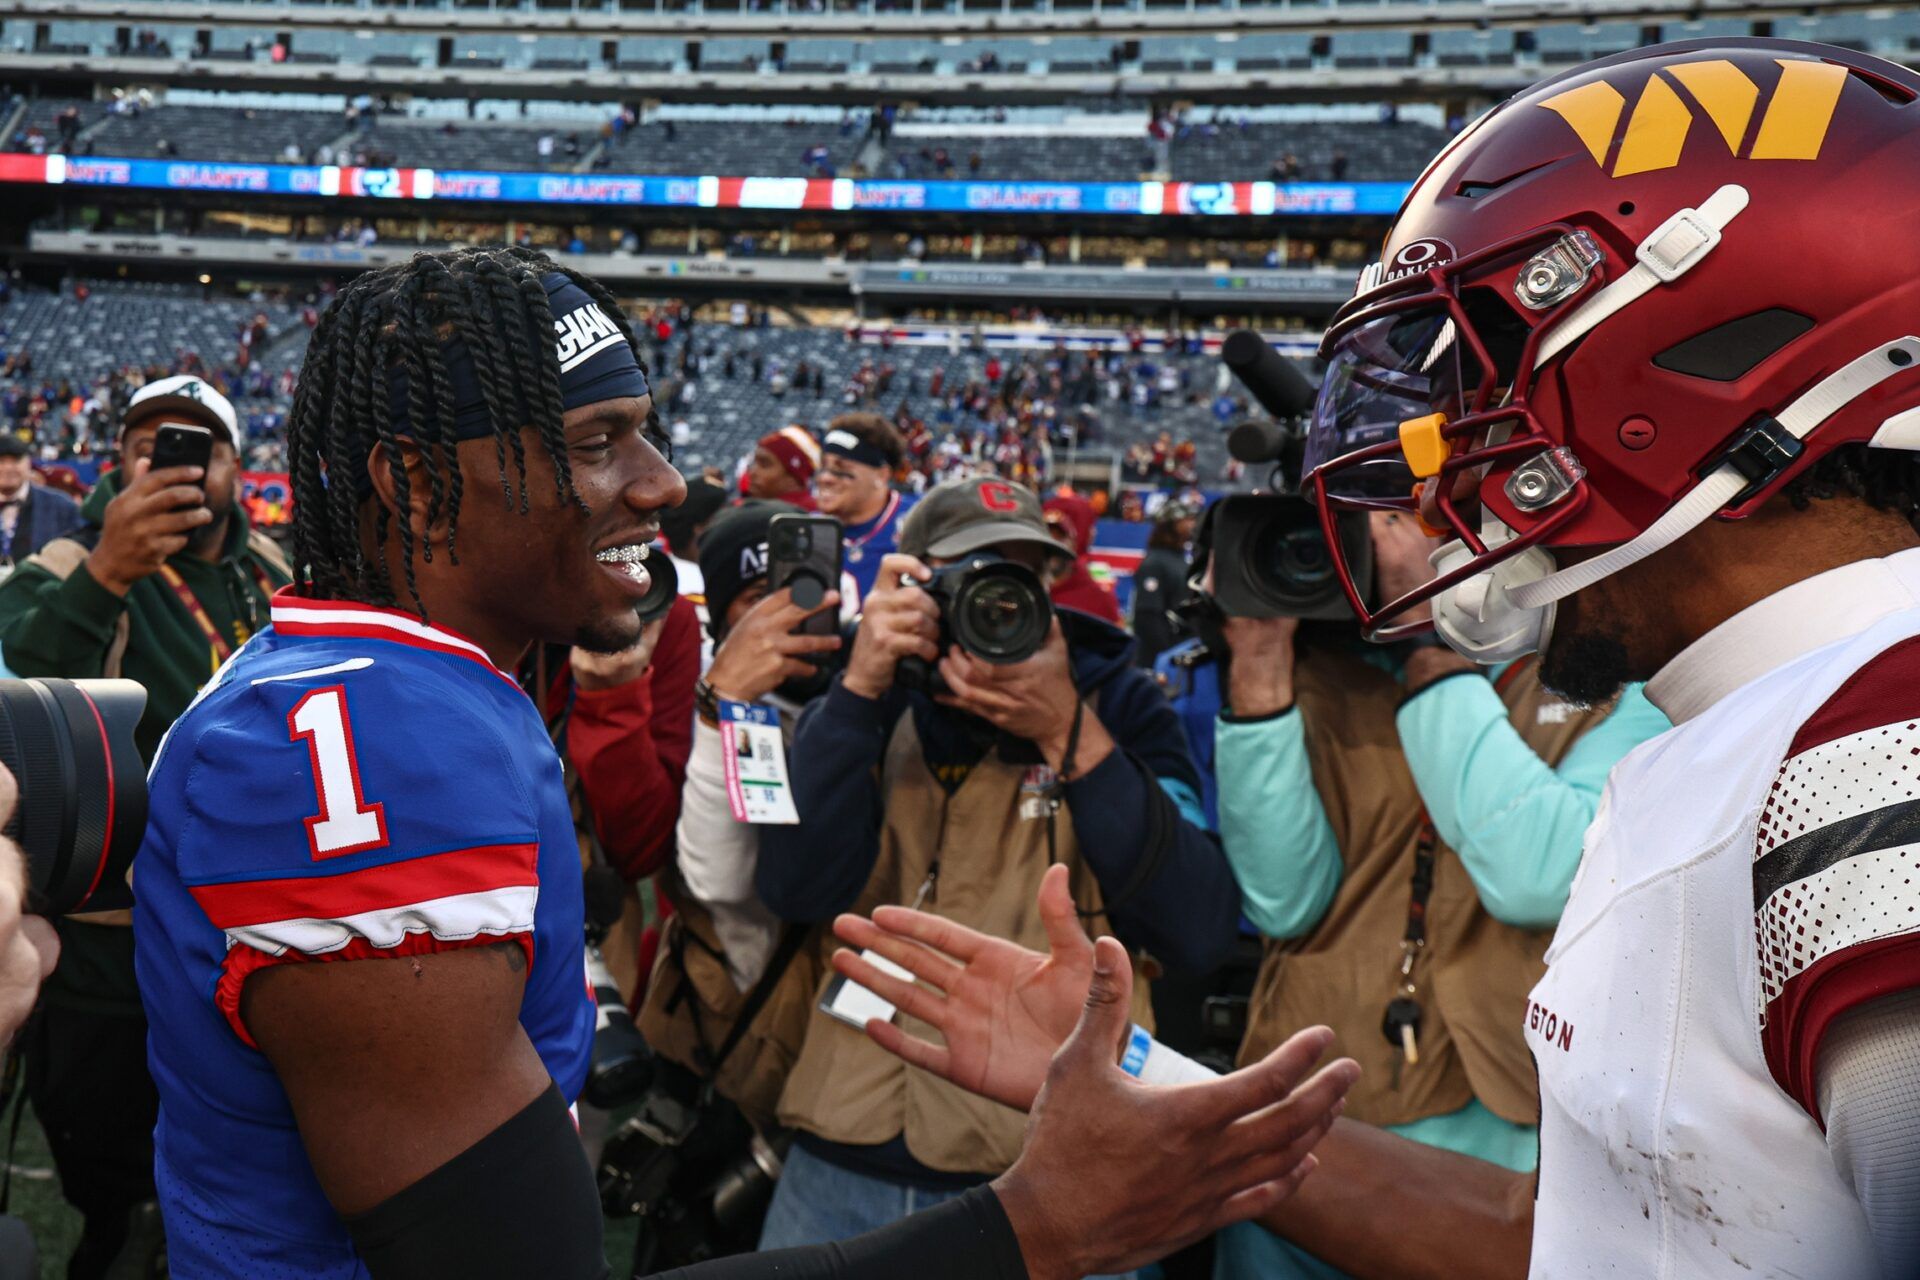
1540, 57, 1847, 178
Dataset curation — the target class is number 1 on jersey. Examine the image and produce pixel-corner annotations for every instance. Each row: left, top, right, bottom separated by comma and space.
289, 686, 390, 859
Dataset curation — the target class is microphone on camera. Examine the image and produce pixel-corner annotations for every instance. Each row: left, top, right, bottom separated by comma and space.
1222, 329, 1318, 421
1223, 329, 1320, 467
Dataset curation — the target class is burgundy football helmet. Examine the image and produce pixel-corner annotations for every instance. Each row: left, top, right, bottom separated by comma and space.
1305, 39, 1920, 659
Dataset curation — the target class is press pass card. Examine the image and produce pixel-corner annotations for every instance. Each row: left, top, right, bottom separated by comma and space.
718, 699, 799, 825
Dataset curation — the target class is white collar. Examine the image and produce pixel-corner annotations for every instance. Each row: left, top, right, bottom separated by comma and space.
1645, 547, 1920, 725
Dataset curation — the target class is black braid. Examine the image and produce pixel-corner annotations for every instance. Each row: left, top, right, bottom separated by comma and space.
285, 248, 625, 616
405, 270, 468, 568
430, 255, 519, 521
1782, 442, 1920, 523
471, 253, 536, 512
389, 278, 444, 568
366, 318, 422, 611
507, 265, 583, 511
321, 286, 375, 599
286, 301, 339, 594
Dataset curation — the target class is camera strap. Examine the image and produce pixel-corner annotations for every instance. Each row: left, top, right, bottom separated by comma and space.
0, 1037, 28, 1214
707, 924, 811, 1076
1384, 658, 1535, 1081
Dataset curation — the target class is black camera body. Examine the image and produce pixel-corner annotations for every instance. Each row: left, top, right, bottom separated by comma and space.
1209, 495, 1374, 621
896, 553, 1054, 694
1208, 331, 1376, 621
598, 1060, 788, 1276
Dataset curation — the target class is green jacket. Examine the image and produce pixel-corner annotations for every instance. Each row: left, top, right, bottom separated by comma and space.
0, 468, 292, 764
0, 470, 292, 1012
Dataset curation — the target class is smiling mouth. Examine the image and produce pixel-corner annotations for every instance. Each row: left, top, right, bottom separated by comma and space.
594, 542, 653, 583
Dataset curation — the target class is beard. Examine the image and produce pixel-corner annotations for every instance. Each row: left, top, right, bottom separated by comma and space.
187, 503, 231, 556
1538, 619, 1636, 708
571, 606, 645, 655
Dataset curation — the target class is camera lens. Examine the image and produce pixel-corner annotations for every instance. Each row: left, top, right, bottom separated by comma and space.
771, 519, 810, 558
0, 678, 148, 916
1250, 509, 1336, 607
950, 562, 1052, 663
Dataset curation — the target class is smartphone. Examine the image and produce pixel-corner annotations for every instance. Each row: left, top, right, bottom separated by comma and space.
767, 513, 844, 657
148, 423, 215, 511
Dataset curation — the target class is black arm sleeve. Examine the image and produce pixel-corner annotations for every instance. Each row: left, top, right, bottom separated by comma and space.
653, 1185, 1028, 1280
344, 1083, 607, 1280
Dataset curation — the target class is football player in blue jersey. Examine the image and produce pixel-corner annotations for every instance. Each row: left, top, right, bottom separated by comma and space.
135, 245, 1354, 1280
135, 246, 686, 1278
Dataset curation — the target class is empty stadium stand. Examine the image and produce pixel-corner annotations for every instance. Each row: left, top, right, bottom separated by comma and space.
0, 280, 306, 389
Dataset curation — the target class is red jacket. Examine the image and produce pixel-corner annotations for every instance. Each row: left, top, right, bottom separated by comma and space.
559, 594, 700, 882
1043, 493, 1122, 625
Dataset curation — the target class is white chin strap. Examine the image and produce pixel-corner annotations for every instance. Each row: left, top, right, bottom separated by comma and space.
1434, 335, 1920, 664
1429, 181, 1920, 663
1508, 335, 1920, 613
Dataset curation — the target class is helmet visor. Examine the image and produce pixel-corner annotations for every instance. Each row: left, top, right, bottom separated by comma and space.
1304, 306, 1475, 500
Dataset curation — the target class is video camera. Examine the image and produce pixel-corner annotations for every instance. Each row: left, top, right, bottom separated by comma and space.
1208, 330, 1373, 619
895, 552, 1054, 693
0, 678, 148, 916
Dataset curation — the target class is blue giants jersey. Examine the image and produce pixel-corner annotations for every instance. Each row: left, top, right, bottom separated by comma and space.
840, 490, 917, 601
133, 591, 594, 1278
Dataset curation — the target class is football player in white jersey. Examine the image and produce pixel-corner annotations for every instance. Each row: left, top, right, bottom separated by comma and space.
825, 36, 1920, 1280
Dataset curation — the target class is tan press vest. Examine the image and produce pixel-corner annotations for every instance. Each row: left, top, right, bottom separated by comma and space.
778, 706, 1156, 1176
1237, 650, 1607, 1128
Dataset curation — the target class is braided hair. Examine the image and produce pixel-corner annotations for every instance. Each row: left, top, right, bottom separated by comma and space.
286, 247, 649, 617
1781, 442, 1920, 524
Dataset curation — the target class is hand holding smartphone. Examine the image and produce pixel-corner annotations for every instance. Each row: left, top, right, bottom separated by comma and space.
767, 513, 845, 662
148, 424, 215, 512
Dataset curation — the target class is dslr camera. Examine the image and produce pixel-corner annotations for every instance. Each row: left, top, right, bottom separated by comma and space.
0, 677, 148, 916
895, 552, 1055, 693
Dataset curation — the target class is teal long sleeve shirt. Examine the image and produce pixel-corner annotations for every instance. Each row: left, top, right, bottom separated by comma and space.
1216, 668, 1670, 939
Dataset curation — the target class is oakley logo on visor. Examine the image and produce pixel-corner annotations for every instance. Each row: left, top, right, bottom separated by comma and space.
554, 303, 627, 373
1540, 57, 1846, 179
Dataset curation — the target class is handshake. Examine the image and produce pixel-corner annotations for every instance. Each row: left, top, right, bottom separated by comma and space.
829, 866, 1359, 1280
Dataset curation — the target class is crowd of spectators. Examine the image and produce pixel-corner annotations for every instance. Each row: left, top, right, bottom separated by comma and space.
2, 279, 1246, 531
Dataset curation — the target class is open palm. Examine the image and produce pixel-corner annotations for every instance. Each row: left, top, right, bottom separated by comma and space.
831, 863, 1094, 1112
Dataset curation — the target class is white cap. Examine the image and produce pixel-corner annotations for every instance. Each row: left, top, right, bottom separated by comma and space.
123, 375, 240, 448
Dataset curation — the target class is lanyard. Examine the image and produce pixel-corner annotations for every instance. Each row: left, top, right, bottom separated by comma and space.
158, 559, 274, 667
0, 499, 20, 564
1387, 655, 1536, 1072
844, 491, 900, 555
1397, 655, 1534, 950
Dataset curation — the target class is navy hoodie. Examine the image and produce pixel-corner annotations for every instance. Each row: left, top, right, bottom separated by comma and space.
756, 608, 1241, 979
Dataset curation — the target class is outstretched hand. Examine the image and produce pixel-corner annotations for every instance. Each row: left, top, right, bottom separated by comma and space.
990, 936, 1357, 1280
832, 863, 1090, 1112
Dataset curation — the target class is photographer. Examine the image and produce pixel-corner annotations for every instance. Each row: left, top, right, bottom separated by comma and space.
754, 475, 1239, 1257
639, 501, 842, 1125
1200, 510, 1666, 1279
0, 373, 290, 1278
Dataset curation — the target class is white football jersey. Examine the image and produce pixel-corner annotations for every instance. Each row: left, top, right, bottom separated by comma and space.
1528, 550, 1920, 1279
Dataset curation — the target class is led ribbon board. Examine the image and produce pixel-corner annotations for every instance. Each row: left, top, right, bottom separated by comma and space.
0, 154, 1408, 218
